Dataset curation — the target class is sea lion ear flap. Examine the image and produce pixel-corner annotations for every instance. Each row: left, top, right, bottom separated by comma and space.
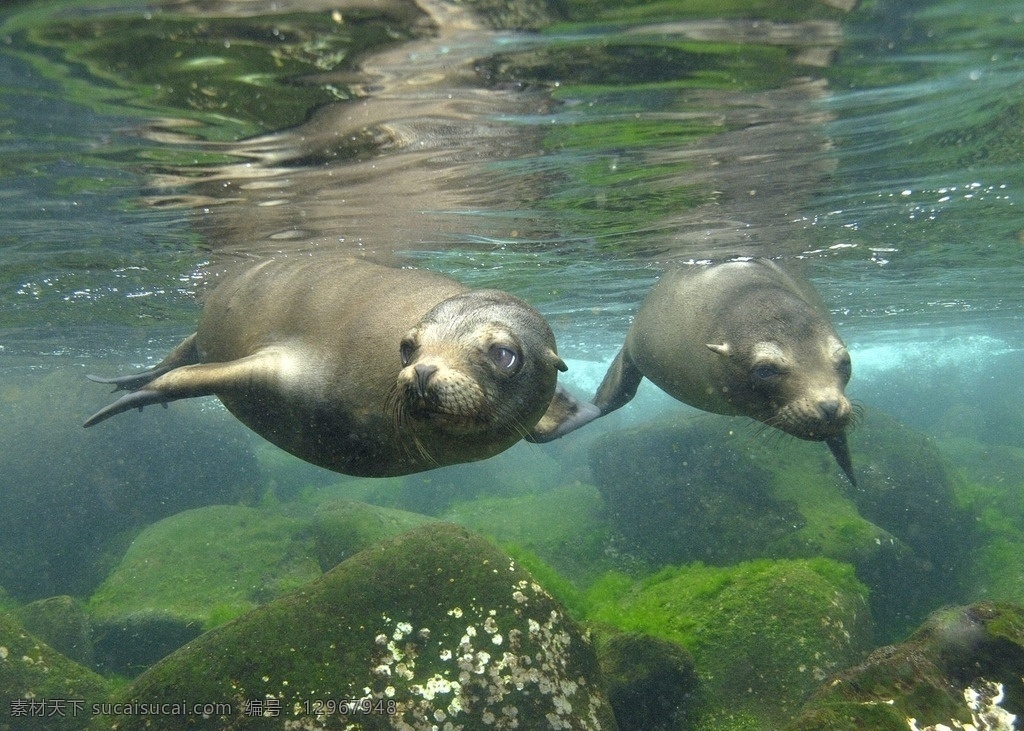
525, 384, 600, 443
706, 342, 732, 357
545, 348, 568, 372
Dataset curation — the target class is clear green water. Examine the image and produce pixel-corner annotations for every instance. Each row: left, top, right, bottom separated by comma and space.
0, 0, 1022, 717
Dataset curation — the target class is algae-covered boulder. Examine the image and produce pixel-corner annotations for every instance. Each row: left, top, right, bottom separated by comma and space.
13, 595, 94, 668
0, 368, 262, 601
598, 632, 699, 731
786, 602, 1024, 731
443, 482, 614, 585
589, 410, 972, 639
114, 522, 618, 730
587, 558, 871, 730
312, 498, 437, 571
87, 504, 321, 675
0, 612, 112, 731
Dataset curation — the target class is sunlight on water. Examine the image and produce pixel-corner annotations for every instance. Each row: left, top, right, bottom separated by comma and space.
1, 0, 1023, 727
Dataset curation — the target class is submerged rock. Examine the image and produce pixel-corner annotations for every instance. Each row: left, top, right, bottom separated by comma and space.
588, 410, 973, 639
587, 558, 871, 729
597, 632, 699, 731
0, 611, 111, 731
87, 504, 321, 675
0, 369, 262, 601
443, 482, 614, 585
312, 498, 437, 571
114, 523, 618, 730
13, 595, 94, 668
786, 601, 1024, 730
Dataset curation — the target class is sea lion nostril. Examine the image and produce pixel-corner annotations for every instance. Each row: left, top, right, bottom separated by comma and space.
819, 400, 840, 421
413, 363, 438, 398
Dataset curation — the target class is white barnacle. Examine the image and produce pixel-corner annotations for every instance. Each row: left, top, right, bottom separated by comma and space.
394, 621, 413, 640
440, 649, 453, 661
448, 607, 464, 618
375, 633, 388, 646
0, 647, 7, 660
512, 591, 527, 604
492, 634, 504, 646
553, 694, 573, 715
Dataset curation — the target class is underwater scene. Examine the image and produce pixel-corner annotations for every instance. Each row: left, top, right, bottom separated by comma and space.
1, 0, 1023, 728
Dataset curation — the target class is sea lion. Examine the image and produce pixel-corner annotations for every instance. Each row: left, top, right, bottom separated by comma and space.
84, 256, 596, 477
593, 258, 856, 484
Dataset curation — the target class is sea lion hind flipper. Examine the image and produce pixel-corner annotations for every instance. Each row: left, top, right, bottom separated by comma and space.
83, 388, 175, 427
525, 384, 601, 443
83, 350, 280, 428
826, 432, 856, 486
85, 334, 201, 392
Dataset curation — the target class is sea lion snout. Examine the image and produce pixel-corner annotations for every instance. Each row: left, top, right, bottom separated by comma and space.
396, 355, 488, 426
774, 388, 852, 441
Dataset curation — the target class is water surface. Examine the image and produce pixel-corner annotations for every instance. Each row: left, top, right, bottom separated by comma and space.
1, 0, 1022, 709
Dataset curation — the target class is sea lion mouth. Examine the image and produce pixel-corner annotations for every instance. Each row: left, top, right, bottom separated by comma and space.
386, 377, 492, 434
767, 398, 852, 441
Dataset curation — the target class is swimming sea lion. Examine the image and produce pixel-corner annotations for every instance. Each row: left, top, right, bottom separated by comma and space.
84, 256, 596, 477
593, 258, 856, 483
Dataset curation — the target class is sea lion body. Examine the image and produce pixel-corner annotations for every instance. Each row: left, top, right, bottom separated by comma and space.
85, 256, 594, 476
594, 258, 856, 482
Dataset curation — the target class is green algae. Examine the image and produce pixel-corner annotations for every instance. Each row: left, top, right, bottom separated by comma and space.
88, 505, 321, 630
86, 504, 321, 674
112, 523, 617, 730
443, 482, 614, 586
787, 602, 1024, 730
597, 631, 699, 731
0, 612, 112, 731
312, 498, 438, 571
587, 558, 871, 729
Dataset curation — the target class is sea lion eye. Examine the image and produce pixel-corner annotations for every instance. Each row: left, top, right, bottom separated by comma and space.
752, 364, 780, 381
399, 340, 415, 367
489, 345, 519, 371
836, 352, 852, 380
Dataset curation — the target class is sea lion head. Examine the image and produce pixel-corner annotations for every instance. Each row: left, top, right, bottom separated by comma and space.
706, 298, 853, 443
391, 289, 566, 442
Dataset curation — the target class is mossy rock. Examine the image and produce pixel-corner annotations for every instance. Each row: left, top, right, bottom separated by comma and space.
443, 482, 614, 584
13, 595, 94, 668
312, 498, 438, 571
597, 631, 699, 731
0, 612, 112, 731
786, 602, 1024, 730
0, 368, 262, 601
112, 523, 618, 730
587, 558, 871, 729
588, 410, 972, 640
87, 504, 321, 675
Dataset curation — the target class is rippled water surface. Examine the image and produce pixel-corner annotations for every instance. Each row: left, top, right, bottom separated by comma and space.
1, 0, 1023, 720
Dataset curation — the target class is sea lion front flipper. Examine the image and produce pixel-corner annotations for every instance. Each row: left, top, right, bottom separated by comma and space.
525, 384, 601, 443
592, 348, 644, 416
83, 349, 285, 428
826, 432, 856, 486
